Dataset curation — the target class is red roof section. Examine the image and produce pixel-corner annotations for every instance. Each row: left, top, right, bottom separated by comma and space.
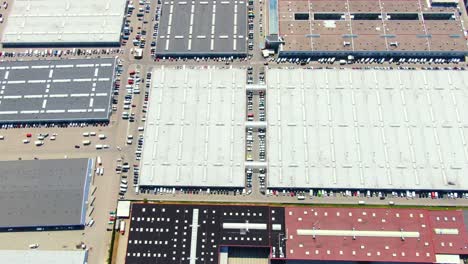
429, 210, 468, 255
284, 207, 468, 263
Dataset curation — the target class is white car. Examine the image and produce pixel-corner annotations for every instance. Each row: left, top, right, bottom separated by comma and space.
29, 244, 39, 249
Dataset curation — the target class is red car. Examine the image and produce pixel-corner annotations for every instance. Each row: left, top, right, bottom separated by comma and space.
128, 79, 134, 85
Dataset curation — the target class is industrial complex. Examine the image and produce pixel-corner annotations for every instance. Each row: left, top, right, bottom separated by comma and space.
125, 203, 468, 264
0, 58, 116, 123
140, 67, 245, 188
269, 0, 468, 57
266, 69, 468, 191
0, 158, 93, 232
0, 0, 468, 263
155, 0, 247, 57
1, 0, 127, 47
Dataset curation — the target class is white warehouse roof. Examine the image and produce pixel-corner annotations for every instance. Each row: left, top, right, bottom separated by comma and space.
0, 250, 87, 264
140, 66, 245, 188
267, 69, 468, 190
1, 0, 126, 46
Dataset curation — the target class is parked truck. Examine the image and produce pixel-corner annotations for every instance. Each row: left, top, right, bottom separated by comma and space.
120, 221, 126, 235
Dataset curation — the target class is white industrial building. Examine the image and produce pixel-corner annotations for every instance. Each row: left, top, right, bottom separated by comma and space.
267, 69, 468, 190
0, 250, 87, 264
1, 0, 127, 47
140, 66, 245, 188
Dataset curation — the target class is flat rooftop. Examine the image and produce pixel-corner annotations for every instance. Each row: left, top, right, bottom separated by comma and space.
140, 67, 245, 188
267, 69, 468, 190
0, 158, 93, 230
125, 203, 468, 264
276, 0, 468, 54
156, 0, 247, 56
126, 203, 285, 264
0, 250, 87, 264
1, 0, 127, 46
0, 58, 115, 123
284, 207, 468, 263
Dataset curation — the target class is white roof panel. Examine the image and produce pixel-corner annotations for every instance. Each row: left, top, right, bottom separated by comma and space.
140, 67, 245, 188
267, 69, 468, 190
0, 250, 86, 264
2, 0, 126, 45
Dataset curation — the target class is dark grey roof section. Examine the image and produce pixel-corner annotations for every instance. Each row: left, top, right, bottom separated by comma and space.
126, 203, 285, 264
0, 158, 93, 230
155, 0, 247, 57
0, 58, 116, 123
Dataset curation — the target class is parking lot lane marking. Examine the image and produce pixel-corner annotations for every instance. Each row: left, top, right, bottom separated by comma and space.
52, 79, 71, 83
0, 111, 18, 114
31, 65, 49, 69
99, 63, 112, 67
94, 68, 99, 77
68, 109, 87, 113
93, 108, 106, 112
3, 95, 22, 99
20, 110, 39, 114
76, 64, 95, 68
24, 95, 43, 99
0, 67, 4, 70
48, 69, 54, 78
70, 93, 90, 97
7, 80, 26, 84
11, 66, 29, 70
55, 64, 74, 68
73, 78, 92, 82
49, 94, 68, 98
42, 99, 47, 108
4, 71, 9, 80
89, 98, 94, 107
46, 109, 65, 113
95, 93, 108, 96
28, 80, 47, 83
98, 78, 110, 81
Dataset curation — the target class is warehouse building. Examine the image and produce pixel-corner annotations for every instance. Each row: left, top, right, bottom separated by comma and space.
0, 58, 116, 124
267, 69, 468, 191
0, 250, 87, 264
1, 0, 127, 47
283, 207, 468, 263
269, 0, 468, 58
140, 66, 245, 188
155, 0, 247, 57
125, 203, 468, 264
0, 158, 93, 232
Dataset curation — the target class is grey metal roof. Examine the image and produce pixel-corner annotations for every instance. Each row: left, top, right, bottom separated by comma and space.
267, 69, 468, 190
0, 250, 87, 264
0, 58, 115, 123
1, 0, 126, 46
0, 158, 93, 229
140, 67, 245, 188
156, 0, 247, 56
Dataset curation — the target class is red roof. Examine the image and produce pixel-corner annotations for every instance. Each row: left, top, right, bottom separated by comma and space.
283, 207, 468, 263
